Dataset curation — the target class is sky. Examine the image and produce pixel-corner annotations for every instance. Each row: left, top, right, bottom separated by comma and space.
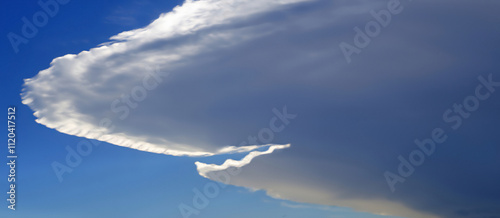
1, 0, 500, 218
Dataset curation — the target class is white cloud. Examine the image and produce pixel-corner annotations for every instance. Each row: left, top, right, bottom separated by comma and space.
195, 144, 290, 178
22, 0, 309, 156
22, 0, 500, 218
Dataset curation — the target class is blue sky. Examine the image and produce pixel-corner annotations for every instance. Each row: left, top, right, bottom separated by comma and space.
2, 0, 500, 218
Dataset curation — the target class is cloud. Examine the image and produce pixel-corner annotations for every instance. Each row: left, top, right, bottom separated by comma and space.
22, 0, 309, 156
195, 144, 290, 178
22, 0, 500, 218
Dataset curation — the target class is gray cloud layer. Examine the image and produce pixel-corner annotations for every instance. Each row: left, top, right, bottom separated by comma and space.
23, 0, 500, 217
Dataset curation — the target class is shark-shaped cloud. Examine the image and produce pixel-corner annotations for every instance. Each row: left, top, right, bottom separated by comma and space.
22, 0, 500, 217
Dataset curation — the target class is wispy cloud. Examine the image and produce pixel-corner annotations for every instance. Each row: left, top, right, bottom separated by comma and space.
196, 144, 290, 178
